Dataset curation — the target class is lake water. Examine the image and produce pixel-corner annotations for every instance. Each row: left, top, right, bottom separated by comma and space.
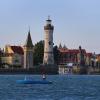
0, 75, 100, 100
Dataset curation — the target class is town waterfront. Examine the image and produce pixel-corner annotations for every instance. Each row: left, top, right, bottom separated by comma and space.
0, 75, 100, 100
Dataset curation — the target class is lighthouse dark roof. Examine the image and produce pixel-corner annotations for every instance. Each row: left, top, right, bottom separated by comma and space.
44, 17, 54, 30
24, 30, 33, 47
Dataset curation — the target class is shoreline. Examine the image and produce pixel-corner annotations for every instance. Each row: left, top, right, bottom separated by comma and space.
0, 68, 58, 75
0, 68, 99, 75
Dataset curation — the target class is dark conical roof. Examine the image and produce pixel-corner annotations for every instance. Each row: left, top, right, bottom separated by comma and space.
24, 30, 33, 47
44, 16, 54, 30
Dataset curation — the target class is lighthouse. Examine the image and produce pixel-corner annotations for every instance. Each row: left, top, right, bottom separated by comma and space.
43, 17, 54, 65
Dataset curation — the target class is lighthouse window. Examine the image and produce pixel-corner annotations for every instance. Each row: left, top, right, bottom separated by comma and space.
48, 41, 51, 45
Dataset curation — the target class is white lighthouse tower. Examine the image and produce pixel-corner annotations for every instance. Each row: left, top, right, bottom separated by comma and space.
43, 17, 54, 65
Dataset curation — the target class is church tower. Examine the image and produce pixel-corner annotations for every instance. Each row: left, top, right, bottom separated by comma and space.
43, 17, 54, 65
23, 29, 34, 69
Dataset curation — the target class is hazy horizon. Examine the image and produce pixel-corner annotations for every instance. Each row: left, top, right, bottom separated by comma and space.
0, 0, 100, 53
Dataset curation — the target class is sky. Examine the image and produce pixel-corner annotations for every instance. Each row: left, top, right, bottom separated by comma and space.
0, 0, 100, 53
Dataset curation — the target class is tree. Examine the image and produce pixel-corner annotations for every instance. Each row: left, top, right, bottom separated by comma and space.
34, 41, 60, 65
53, 45, 60, 64
0, 54, 1, 66
34, 40, 44, 65
0, 50, 3, 67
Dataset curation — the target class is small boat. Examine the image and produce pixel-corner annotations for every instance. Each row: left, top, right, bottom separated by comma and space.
16, 79, 52, 84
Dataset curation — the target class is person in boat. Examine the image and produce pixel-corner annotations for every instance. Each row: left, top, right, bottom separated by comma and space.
42, 74, 46, 80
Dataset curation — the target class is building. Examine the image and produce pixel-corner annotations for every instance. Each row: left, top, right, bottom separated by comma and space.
43, 17, 54, 65
0, 48, 4, 66
57, 44, 93, 74
2, 45, 24, 68
96, 54, 100, 68
1, 30, 34, 69
23, 29, 34, 69
85, 53, 92, 66
59, 63, 73, 74
58, 46, 87, 66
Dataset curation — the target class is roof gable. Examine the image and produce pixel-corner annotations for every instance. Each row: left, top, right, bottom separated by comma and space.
11, 46, 24, 55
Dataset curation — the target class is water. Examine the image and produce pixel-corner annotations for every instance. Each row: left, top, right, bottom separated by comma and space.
0, 75, 100, 100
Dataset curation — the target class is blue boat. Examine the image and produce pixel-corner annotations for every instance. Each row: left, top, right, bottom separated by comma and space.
16, 79, 52, 84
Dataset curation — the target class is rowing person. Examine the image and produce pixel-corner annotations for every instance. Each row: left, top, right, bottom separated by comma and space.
42, 74, 46, 80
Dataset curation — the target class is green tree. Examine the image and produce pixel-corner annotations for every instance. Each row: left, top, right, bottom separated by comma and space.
34, 41, 60, 65
0, 55, 1, 66
0, 51, 2, 67
34, 40, 44, 65
53, 45, 60, 64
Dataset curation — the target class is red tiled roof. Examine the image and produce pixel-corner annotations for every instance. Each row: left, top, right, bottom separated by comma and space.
11, 46, 24, 55
58, 48, 86, 54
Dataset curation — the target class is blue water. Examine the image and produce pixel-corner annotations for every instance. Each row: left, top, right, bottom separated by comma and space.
0, 75, 100, 100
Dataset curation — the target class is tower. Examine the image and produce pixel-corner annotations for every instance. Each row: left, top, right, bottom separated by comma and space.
23, 29, 34, 69
78, 46, 85, 66
43, 17, 54, 65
